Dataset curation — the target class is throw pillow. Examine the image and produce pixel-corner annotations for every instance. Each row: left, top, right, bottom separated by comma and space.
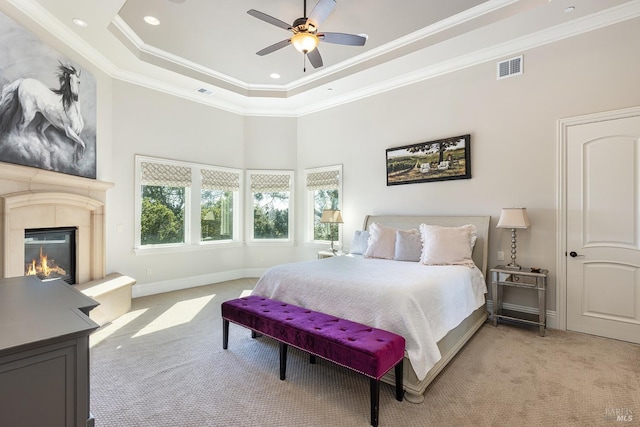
394, 229, 422, 262
350, 230, 370, 255
419, 224, 477, 265
363, 223, 397, 260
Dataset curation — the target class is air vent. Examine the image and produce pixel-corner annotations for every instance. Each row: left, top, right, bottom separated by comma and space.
497, 55, 523, 80
196, 87, 213, 96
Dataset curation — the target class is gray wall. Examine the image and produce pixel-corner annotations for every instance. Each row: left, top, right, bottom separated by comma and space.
106, 81, 247, 285
1, 1, 638, 316
295, 18, 640, 311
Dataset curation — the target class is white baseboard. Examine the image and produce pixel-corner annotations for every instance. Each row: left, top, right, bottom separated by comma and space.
486, 300, 557, 330
132, 268, 267, 298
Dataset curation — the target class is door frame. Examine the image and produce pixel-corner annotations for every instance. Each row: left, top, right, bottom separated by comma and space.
556, 105, 640, 331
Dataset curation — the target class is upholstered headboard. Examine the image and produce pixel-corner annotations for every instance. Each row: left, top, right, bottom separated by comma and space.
362, 215, 491, 278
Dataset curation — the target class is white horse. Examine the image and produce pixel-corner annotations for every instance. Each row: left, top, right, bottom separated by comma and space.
0, 64, 85, 163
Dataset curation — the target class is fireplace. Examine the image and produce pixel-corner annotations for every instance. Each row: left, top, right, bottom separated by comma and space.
25, 227, 77, 285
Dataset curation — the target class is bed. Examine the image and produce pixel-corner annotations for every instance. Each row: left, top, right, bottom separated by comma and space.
251, 214, 490, 403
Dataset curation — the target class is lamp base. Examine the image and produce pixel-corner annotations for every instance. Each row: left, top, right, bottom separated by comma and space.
501, 263, 522, 271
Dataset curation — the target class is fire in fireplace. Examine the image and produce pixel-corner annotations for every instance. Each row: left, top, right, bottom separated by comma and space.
24, 227, 77, 285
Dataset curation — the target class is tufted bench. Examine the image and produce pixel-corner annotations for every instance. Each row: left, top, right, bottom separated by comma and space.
222, 296, 405, 427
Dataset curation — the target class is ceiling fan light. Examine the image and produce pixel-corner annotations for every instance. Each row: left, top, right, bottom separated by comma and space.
291, 32, 319, 53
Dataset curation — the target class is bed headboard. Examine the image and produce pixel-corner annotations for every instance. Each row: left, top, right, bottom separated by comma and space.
362, 215, 491, 278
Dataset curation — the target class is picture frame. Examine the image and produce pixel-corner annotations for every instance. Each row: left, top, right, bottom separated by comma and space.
386, 134, 471, 186
0, 11, 97, 179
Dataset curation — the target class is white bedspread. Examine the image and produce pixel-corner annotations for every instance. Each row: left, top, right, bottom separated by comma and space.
251, 255, 487, 380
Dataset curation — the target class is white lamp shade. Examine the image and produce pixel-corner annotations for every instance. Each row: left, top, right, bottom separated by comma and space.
291, 32, 319, 53
496, 208, 530, 229
320, 209, 343, 224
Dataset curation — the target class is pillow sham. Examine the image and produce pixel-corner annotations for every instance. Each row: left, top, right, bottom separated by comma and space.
349, 230, 370, 255
419, 224, 477, 265
363, 223, 397, 260
394, 229, 422, 262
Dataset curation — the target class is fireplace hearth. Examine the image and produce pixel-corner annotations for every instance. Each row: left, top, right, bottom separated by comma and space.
25, 227, 77, 285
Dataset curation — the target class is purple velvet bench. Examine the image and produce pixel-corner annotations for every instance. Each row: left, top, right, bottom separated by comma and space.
222, 296, 405, 427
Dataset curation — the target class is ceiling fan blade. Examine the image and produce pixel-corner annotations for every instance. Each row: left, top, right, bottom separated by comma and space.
256, 39, 291, 56
320, 32, 367, 46
307, 0, 336, 28
247, 9, 291, 31
307, 48, 323, 68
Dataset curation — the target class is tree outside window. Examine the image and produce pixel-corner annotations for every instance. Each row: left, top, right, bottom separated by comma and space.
253, 192, 289, 239
248, 171, 294, 242
141, 185, 185, 245
200, 168, 240, 242
313, 189, 339, 240
305, 165, 342, 243
201, 190, 233, 241
135, 157, 242, 250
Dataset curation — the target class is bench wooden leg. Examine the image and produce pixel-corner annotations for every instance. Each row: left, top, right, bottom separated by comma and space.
395, 359, 404, 401
370, 378, 379, 427
279, 342, 288, 381
222, 319, 229, 349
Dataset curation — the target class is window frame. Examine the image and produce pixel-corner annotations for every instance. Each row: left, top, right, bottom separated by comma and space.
304, 164, 343, 247
246, 169, 295, 246
199, 165, 243, 246
134, 155, 243, 253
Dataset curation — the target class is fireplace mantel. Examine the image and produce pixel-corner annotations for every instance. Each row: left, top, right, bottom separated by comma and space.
0, 162, 113, 194
0, 162, 114, 283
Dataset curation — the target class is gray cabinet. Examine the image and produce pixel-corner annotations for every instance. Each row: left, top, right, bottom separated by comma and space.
0, 277, 99, 427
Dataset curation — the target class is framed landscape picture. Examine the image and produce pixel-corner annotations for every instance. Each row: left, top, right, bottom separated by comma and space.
386, 134, 471, 186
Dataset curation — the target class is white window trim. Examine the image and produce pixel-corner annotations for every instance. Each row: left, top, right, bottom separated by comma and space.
134, 155, 243, 253
199, 165, 244, 247
304, 164, 343, 247
246, 169, 295, 245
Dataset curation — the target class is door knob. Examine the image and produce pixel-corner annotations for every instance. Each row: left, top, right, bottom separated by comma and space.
569, 251, 584, 258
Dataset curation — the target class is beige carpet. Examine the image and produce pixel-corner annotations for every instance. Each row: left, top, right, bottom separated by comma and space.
90, 278, 640, 426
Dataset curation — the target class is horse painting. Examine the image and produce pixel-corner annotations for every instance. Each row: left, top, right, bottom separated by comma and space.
0, 63, 86, 165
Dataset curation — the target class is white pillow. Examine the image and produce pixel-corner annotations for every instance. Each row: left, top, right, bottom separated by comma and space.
394, 229, 422, 262
419, 224, 477, 265
363, 223, 397, 260
350, 230, 370, 255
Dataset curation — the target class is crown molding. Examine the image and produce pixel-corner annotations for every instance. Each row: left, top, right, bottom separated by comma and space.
4, 0, 640, 118
293, 0, 640, 116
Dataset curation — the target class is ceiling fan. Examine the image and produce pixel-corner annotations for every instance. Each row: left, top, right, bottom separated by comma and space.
247, 0, 367, 70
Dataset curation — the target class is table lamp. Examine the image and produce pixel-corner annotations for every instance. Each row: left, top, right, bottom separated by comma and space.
320, 209, 343, 253
496, 207, 530, 270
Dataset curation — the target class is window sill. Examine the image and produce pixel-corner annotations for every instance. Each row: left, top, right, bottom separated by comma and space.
134, 241, 243, 255
245, 240, 294, 247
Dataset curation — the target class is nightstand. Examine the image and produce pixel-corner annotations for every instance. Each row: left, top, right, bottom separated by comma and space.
490, 266, 548, 336
317, 250, 345, 259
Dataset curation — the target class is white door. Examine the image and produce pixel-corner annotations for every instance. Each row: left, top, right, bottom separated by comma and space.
566, 113, 640, 344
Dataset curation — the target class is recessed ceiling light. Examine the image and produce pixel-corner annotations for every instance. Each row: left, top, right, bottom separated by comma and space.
270, 73, 280, 79
564, 6, 575, 13
144, 16, 160, 26
72, 18, 88, 27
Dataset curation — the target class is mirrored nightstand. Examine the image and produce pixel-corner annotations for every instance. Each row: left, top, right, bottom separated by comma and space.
490, 266, 548, 336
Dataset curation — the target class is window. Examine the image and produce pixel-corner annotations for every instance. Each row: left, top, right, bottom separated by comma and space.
138, 159, 191, 247
305, 165, 342, 244
200, 167, 242, 243
135, 156, 242, 250
247, 170, 294, 243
